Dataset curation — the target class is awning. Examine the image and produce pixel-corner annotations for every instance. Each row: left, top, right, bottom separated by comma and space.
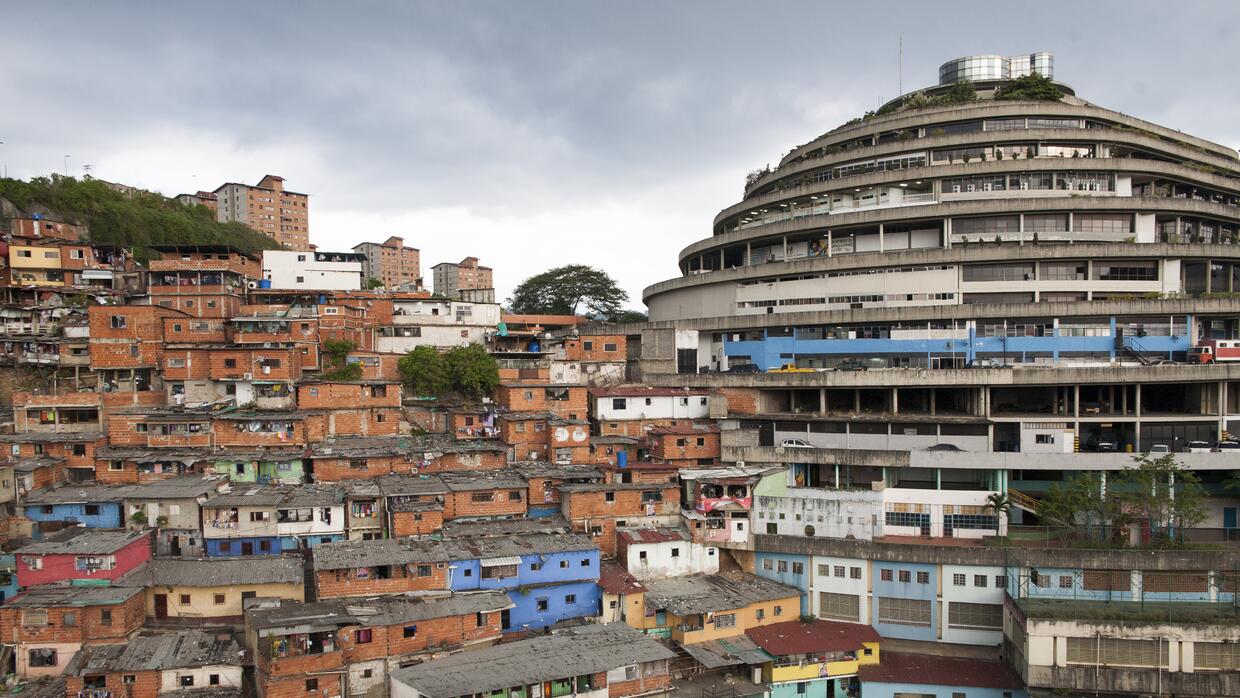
480, 556, 522, 567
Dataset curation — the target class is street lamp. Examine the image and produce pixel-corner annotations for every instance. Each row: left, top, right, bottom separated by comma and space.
63, 155, 70, 177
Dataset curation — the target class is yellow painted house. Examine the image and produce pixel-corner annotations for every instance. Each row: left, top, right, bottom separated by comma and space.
637, 571, 803, 643
9, 245, 64, 287
746, 619, 881, 698
118, 555, 304, 621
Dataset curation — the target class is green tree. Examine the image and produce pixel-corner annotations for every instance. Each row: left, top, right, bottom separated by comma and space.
994, 73, 1063, 101
443, 344, 499, 399
1038, 471, 1115, 543
507, 264, 629, 319
365, 277, 384, 290
984, 492, 1012, 537
398, 345, 449, 397
609, 309, 648, 324
0, 175, 283, 262
941, 80, 978, 104
1113, 453, 1208, 545
320, 339, 362, 380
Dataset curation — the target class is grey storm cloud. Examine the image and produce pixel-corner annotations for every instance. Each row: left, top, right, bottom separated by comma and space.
1, 1, 1237, 306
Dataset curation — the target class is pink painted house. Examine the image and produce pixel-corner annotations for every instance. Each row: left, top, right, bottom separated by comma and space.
15, 529, 151, 588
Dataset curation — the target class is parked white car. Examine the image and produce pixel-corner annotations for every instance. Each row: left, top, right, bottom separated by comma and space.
1186, 441, 1213, 453
780, 438, 814, 449
1148, 444, 1171, 454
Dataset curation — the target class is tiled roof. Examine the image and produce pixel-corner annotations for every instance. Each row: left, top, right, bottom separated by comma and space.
618, 527, 688, 545
597, 561, 647, 595
745, 619, 880, 655
858, 651, 1025, 690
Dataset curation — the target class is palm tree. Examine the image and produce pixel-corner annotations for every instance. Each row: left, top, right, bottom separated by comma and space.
985, 492, 1012, 537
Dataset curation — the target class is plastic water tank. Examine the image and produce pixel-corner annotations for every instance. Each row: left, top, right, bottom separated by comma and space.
258, 279, 272, 289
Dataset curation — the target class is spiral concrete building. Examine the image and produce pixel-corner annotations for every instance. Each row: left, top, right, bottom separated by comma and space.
632, 54, 1240, 696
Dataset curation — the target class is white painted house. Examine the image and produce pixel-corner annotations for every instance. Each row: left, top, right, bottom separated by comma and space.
376, 299, 501, 352
617, 528, 718, 581
591, 388, 711, 421
262, 250, 363, 290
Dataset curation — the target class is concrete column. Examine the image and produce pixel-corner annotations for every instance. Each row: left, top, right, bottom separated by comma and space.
878, 223, 885, 253
1121, 385, 1128, 415
745, 242, 751, 266
1135, 384, 1142, 418
819, 388, 827, 415
834, 464, 840, 489
1073, 385, 1080, 418
854, 390, 861, 413
930, 390, 937, 416
891, 388, 899, 415
944, 217, 952, 249
826, 230, 833, 258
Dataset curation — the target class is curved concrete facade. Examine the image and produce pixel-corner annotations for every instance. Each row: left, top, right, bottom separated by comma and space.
646, 77, 1240, 324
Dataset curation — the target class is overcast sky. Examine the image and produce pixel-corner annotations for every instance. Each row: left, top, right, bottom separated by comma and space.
2, 2, 1238, 310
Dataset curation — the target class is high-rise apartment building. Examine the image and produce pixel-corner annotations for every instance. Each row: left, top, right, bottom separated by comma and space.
637, 53, 1240, 697
352, 236, 421, 289
432, 256, 495, 302
213, 175, 310, 250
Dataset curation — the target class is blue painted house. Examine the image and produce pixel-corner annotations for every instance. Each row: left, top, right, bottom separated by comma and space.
0, 554, 17, 603
445, 531, 601, 632
755, 550, 812, 615
201, 484, 345, 557
22, 485, 126, 532
870, 560, 938, 641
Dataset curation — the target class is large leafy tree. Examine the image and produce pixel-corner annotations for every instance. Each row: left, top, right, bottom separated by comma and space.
995, 73, 1063, 101
507, 264, 629, 319
398, 345, 449, 397
443, 344, 499, 399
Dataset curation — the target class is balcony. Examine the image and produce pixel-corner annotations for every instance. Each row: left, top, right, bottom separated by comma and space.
147, 432, 212, 448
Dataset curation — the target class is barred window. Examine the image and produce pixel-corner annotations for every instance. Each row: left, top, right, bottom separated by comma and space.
917, 571, 930, 584
877, 597, 932, 626
954, 215, 1021, 236
974, 575, 987, 587
1066, 638, 1168, 668
714, 613, 736, 629
834, 565, 846, 578
1025, 214, 1069, 233
1193, 643, 1240, 671
1083, 570, 1130, 591
819, 592, 860, 622
1075, 213, 1132, 234
947, 602, 1002, 630
898, 570, 911, 583
1144, 571, 1209, 593
952, 574, 966, 586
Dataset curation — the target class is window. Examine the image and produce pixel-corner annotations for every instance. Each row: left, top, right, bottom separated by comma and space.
583, 341, 594, 351
604, 343, 617, 352
1066, 637, 1168, 668
612, 398, 627, 410
796, 683, 808, 696
180, 676, 195, 687
213, 593, 226, 605
792, 562, 803, 575
100, 609, 112, 626
28, 649, 57, 667
476, 612, 486, 627
880, 569, 893, 581
250, 511, 270, 522
403, 625, 418, 637
305, 679, 318, 692
84, 504, 100, 516
714, 613, 736, 628
565, 594, 577, 604
508, 491, 522, 501
762, 559, 773, 571
877, 597, 932, 626
179, 594, 191, 605
996, 575, 1007, 589
850, 567, 862, 579
948, 602, 1003, 630
536, 598, 549, 611
23, 609, 48, 627
917, 571, 929, 584
1059, 575, 1073, 589
580, 558, 590, 567
355, 628, 373, 643
122, 676, 135, 686
209, 675, 220, 686
774, 605, 783, 616
1193, 642, 1240, 671
834, 565, 845, 578
898, 570, 911, 583
470, 492, 494, 502
820, 592, 861, 622
110, 315, 127, 329
974, 575, 987, 587
296, 276, 305, 283
777, 560, 788, 573
224, 358, 237, 368
671, 548, 680, 558
953, 573, 966, 586
756, 608, 764, 620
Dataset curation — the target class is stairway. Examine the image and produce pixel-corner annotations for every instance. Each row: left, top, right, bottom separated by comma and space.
1008, 488, 1040, 515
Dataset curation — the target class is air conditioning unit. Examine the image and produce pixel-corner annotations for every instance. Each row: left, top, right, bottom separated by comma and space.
966, 184, 976, 192
983, 183, 993, 192
243, 372, 254, 380
262, 365, 271, 375
248, 281, 258, 289
951, 185, 961, 193
1020, 182, 1029, 190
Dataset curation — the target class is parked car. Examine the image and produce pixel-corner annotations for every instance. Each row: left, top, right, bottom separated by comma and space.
1186, 441, 1213, 453
926, 443, 963, 452
727, 363, 761, 374
1086, 439, 1117, 452
835, 359, 869, 371
1216, 440, 1240, 452
1150, 359, 1178, 366
768, 363, 815, 373
1148, 444, 1171, 454
779, 438, 814, 449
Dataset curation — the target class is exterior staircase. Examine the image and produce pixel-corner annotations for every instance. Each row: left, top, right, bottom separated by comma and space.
1008, 488, 1040, 515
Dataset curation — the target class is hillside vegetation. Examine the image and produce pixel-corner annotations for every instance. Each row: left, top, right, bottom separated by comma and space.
0, 175, 283, 260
